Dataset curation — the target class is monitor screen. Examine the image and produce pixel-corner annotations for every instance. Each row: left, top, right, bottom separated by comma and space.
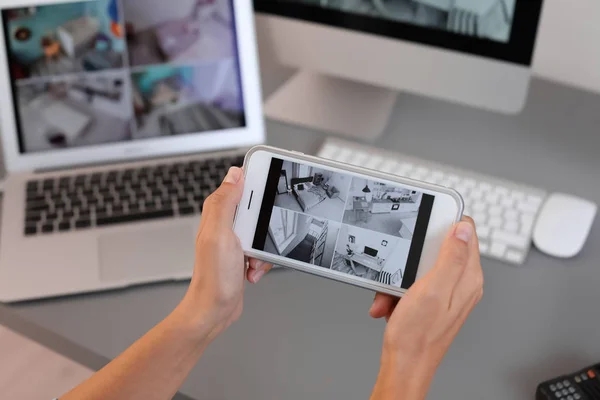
278, 0, 516, 43
2, 0, 245, 154
255, 0, 543, 65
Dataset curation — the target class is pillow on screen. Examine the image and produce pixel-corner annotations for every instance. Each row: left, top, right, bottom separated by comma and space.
297, 184, 304, 191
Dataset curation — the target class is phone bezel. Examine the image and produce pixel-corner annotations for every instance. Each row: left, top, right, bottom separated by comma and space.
234, 145, 464, 297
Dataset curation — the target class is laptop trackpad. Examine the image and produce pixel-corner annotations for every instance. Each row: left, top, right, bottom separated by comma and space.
98, 225, 194, 283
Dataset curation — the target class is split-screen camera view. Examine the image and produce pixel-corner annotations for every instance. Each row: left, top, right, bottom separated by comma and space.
3, 0, 244, 153
264, 161, 425, 288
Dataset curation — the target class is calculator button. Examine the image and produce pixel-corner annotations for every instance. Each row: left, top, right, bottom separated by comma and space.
550, 384, 557, 391
581, 374, 588, 380
569, 387, 576, 394
588, 370, 596, 378
557, 383, 564, 389
574, 376, 581, 383
563, 380, 570, 387
567, 396, 573, 400
574, 394, 581, 400
554, 392, 561, 398
562, 389, 569, 396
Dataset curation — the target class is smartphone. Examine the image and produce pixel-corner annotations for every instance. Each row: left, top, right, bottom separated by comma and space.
234, 146, 463, 297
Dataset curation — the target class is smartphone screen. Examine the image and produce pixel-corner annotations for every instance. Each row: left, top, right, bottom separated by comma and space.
251, 157, 436, 289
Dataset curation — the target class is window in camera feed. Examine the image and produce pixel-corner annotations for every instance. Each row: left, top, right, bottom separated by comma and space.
270, 0, 516, 43
254, 159, 435, 289
2, 0, 245, 153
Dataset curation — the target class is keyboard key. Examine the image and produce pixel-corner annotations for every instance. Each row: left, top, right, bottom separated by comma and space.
492, 230, 529, 249
501, 197, 514, 208
504, 209, 519, 220
489, 206, 503, 216
485, 192, 500, 204
75, 220, 91, 229
478, 182, 492, 191
58, 221, 71, 231
41, 223, 54, 233
448, 174, 460, 183
510, 190, 525, 200
517, 201, 540, 214
430, 170, 445, 181
505, 250, 524, 264
471, 213, 487, 225
470, 189, 483, 200
490, 242, 506, 258
489, 217, 503, 228
504, 221, 519, 233
521, 214, 535, 234
473, 202, 486, 212
179, 206, 195, 215
477, 226, 491, 239
24, 224, 37, 235
97, 209, 174, 227
527, 194, 543, 206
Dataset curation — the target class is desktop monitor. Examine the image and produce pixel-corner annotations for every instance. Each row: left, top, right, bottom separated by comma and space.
255, 0, 544, 139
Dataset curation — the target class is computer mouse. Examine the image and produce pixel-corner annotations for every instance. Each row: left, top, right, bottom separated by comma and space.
533, 193, 597, 258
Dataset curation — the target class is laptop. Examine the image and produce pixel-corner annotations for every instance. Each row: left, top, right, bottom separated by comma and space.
0, 0, 264, 302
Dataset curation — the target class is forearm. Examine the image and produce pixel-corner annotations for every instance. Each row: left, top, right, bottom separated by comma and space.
61, 300, 217, 400
370, 353, 437, 400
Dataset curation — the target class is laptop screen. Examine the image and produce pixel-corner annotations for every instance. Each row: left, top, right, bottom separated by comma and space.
1, 0, 245, 154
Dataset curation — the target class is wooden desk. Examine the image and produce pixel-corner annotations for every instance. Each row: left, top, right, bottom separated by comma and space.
345, 253, 383, 273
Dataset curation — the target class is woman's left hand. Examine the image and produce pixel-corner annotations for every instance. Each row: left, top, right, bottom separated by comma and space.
178, 167, 272, 339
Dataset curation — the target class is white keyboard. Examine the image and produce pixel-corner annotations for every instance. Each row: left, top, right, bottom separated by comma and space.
317, 138, 547, 265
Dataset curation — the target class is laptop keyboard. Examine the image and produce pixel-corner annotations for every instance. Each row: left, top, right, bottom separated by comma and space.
23, 154, 245, 236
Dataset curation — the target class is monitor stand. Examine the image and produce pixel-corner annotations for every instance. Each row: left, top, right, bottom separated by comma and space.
264, 71, 397, 141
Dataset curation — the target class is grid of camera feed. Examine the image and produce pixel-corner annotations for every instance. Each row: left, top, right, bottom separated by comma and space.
3, 0, 244, 153
271, 0, 516, 43
263, 160, 428, 288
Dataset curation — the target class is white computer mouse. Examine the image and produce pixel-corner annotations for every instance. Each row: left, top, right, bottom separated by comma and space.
533, 193, 597, 258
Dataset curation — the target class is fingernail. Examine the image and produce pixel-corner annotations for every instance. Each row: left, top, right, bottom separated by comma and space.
251, 268, 265, 283
223, 167, 242, 184
454, 221, 474, 243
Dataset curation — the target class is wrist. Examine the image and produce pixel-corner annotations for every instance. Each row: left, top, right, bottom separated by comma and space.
169, 294, 224, 344
371, 351, 437, 400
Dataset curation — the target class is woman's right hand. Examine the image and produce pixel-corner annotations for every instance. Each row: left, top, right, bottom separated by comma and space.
370, 217, 483, 400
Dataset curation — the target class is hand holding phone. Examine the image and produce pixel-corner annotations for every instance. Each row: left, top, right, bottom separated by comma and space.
370, 217, 483, 400
234, 146, 464, 297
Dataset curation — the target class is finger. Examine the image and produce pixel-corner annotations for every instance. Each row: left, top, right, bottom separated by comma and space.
427, 220, 475, 298
247, 263, 273, 283
369, 293, 398, 319
201, 167, 244, 230
248, 258, 270, 271
449, 225, 484, 313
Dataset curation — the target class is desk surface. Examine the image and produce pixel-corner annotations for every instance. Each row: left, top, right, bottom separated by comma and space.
4, 66, 600, 399
348, 253, 382, 272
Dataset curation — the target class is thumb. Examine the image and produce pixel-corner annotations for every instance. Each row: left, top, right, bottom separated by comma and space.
426, 221, 474, 296
201, 167, 244, 230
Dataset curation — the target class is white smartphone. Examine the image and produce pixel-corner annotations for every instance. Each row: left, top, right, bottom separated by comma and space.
233, 146, 464, 297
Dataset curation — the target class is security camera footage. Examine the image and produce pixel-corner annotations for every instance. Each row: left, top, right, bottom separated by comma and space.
268, 0, 516, 43
2, 0, 245, 154
253, 158, 436, 290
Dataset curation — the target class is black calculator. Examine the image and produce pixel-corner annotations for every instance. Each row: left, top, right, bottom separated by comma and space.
536, 363, 600, 400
